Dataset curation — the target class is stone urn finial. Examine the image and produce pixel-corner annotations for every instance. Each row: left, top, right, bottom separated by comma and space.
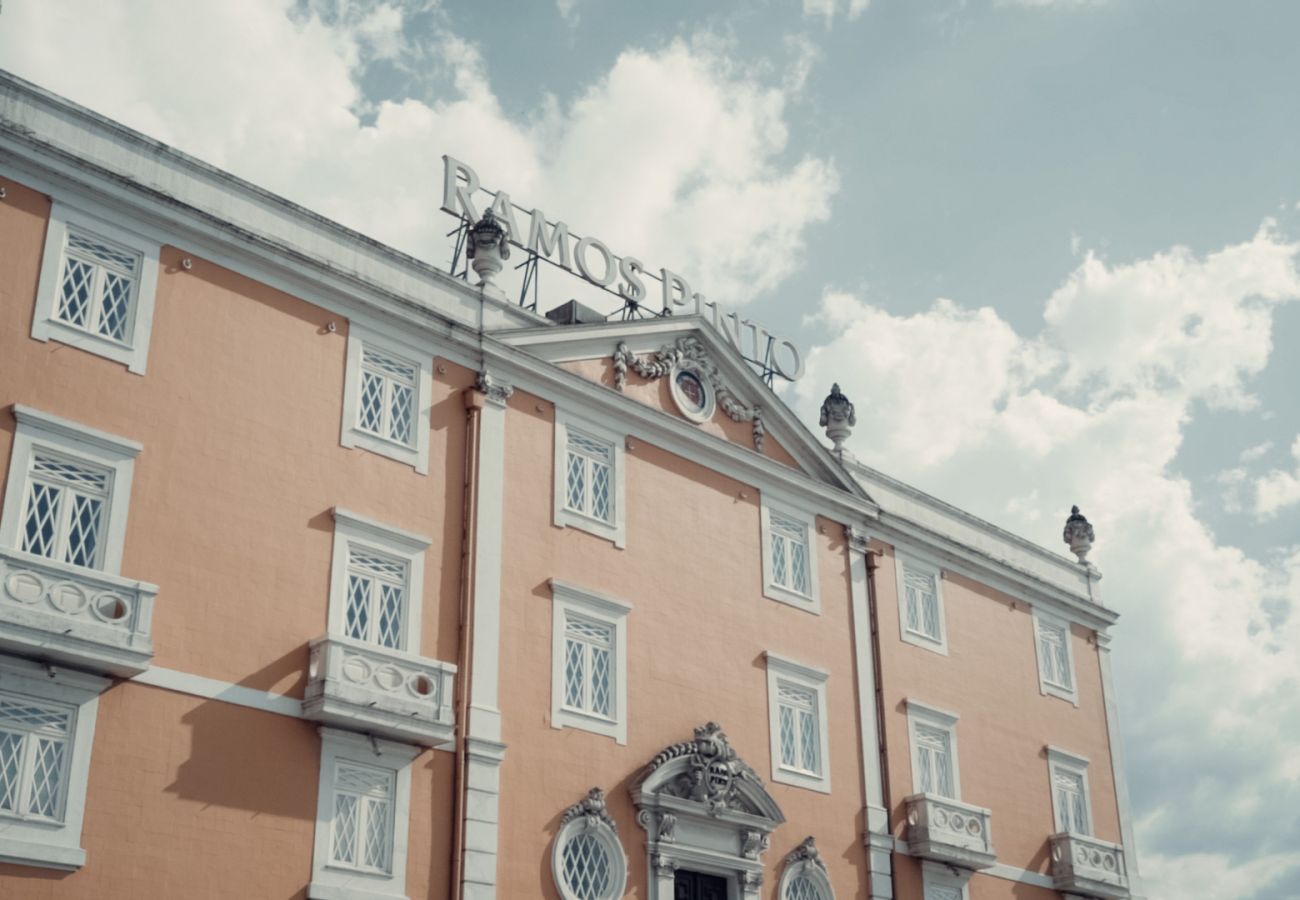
466, 208, 510, 288
1063, 505, 1095, 563
819, 383, 856, 453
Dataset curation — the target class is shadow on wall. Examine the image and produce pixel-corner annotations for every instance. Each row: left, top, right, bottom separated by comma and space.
166, 648, 319, 821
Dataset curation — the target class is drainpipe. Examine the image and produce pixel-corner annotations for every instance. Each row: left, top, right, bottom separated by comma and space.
865, 547, 895, 887
450, 391, 483, 899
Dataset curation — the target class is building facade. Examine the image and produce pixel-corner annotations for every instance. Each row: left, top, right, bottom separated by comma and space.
0, 71, 1140, 900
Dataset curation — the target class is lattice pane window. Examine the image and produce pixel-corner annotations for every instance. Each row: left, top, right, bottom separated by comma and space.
0, 691, 75, 824
1037, 618, 1073, 691
915, 724, 955, 798
329, 761, 394, 875
565, 431, 614, 524
1053, 767, 1089, 834
344, 545, 409, 650
904, 567, 942, 641
19, 451, 111, 570
563, 614, 614, 720
357, 347, 418, 447
54, 227, 142, 345
787, 875, 826, 900
561, 831, 613, 900
770, 511, 812, 596
777, 681, 821, 776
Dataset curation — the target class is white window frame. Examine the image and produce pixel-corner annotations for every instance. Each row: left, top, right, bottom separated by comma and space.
920, 860, 970, 900
895, 551, 948, 655
551, 797, 628, 900
328, 508, 431, 654
1046, 746, 1093, 836
778, 847, 835, 900
550, 580, 631, 745
765, 651, 831, 794
0, 655, 109, 871
31, 200, 161, 374
906, 700, 961, 799
0, 405, 141, 576
759, 493, 821, 614
1033, 608, 1079, 706
340, 324, 433, 474
309, 727, 421, 900
553, 409, 626, 548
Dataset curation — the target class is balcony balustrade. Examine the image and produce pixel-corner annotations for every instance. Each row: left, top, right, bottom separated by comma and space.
904, 793, 997, 871
1050, 832, 1130, 899
0, 547, 157, 676
303, 634, 457, 746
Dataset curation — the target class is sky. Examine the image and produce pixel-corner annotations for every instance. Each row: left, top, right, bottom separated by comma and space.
3, 1, 1300, 896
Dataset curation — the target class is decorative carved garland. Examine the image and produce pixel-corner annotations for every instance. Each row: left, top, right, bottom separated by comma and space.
613, 338, 766, 451
560, 787, 619, 834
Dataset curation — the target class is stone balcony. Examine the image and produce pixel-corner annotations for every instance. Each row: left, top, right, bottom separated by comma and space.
1050, 833, 1130, 899
0, 547, 157, 676
904, 793, 997, 871
303, 634, 457, 747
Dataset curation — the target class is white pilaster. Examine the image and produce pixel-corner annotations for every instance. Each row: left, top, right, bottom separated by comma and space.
461, 372, 512, 900
847, 526, 894, 900
1097, 630, 1144, 899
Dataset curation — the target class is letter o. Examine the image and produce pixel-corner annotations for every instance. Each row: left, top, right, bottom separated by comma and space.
575, 236, 617, 287
772, 339, 805, 381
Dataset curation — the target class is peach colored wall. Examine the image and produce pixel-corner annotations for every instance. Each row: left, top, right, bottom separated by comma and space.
872, 541, 1121, 877
560, 357, 804, 471
493, 391, 871, 899
0, 176, 468, 692
0, 176, 458, 898
893, 857, 1062, 900
0, 681, 449, 900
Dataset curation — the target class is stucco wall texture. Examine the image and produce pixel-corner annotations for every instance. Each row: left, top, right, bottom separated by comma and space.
0, 169, 1127, 900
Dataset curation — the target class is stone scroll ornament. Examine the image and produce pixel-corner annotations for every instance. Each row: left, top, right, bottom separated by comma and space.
646, 721, 765, 817
613, 338, 767, 451
560, 787, 619, 834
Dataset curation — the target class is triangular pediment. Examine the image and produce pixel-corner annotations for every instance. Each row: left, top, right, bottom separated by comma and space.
493, 315, 869, 500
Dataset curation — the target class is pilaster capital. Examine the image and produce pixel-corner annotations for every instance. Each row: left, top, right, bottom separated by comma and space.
845, 524, 871, 555
475, 371, 514, 407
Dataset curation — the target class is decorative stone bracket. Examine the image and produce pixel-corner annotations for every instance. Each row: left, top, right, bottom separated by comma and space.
613, 338, 766, 451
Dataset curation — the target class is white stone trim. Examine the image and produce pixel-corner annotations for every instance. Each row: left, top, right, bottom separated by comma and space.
906, 700, 961, 799
308, 727, 421, 900
895, 551, 948, 656
920, 858, 970, 900
328, 508, 430, 655
1046, 746, 1093, 836
777, 848, 835, 900
552, 408, 627, 549
340, 324, 432, 474
550, 802, 628, 900
892, 839, 1058, 889
1032, 607, 1079, 706
551, 580, 631, 745
0, 654, 110, 872
759, 492, 821, 614
1097, 635, 1145, 898
31, 199, 161, 374
0, 404, 140, 575
133, 665, 305, 718
765, 651, 831, 794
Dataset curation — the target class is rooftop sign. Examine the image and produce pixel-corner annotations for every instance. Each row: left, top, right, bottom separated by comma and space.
441, 156, 805, 382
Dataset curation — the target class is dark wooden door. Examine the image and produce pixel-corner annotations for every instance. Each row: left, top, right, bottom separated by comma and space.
674, 870, 727, 900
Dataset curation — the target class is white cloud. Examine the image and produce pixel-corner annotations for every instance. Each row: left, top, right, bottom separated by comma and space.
1241, 440, 1275, 463
0, 0, 834, 311
556, 0, 579, 27
995, 0, 1108, 8
1141, 850, 1300, 900
1254, 435, 1300, 519
793, 225, 1300, 897
801, 0, 868, 27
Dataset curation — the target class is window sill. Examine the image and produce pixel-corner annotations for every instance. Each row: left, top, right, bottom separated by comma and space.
32, 317, 146, 374
554, 508, 625, 549
1040, 681, 1080, 707
308, 880, 409, 900
341, 427, 425, 474
552, 708, 626, 745
0, 834, 87, 872
772, 765, 832, 794
901, 628, 949, 656
763, 582, 820, 614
